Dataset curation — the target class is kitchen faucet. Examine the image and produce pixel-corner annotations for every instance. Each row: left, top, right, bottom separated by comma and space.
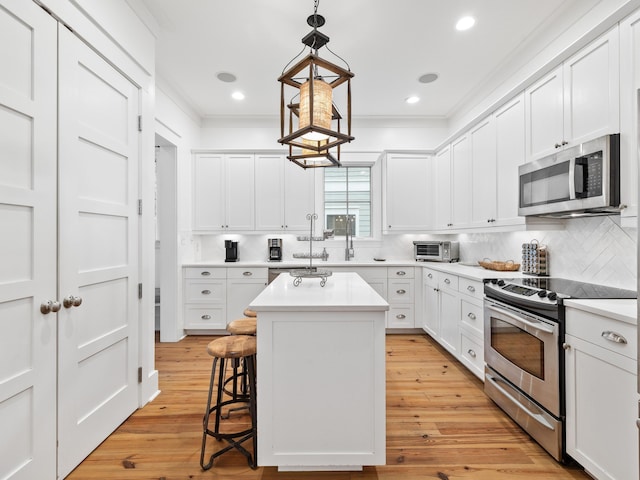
345, 216, 354, 261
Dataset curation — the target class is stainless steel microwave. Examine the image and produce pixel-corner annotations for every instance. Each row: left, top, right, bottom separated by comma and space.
413, 241, 459, 262
518, 134, 621, 217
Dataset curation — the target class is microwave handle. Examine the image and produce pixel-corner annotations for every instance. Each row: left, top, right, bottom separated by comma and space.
487, 304, 555, 334
574, 156, 588, 198
568, 157, 576, 200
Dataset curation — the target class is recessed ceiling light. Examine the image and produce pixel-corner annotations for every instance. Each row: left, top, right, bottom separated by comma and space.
418, 73, 439, 84
405, 96, 420, 104
456, 16, 476, 31
217, 72, 237, 83
231, 91, 245, 100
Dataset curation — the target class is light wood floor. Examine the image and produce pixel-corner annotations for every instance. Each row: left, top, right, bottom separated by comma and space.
67, 334, 589, 479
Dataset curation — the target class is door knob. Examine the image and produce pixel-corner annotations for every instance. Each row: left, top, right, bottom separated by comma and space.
63, 295, 83, 308
40, 300, 61, 314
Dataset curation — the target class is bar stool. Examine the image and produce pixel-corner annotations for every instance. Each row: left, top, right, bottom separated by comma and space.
243, 308, 257, 318
222, 318, 257, 410
227, 317, 257, 335
200, 335, 257, 470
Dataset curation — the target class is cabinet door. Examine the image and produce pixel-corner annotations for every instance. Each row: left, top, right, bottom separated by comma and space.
565, 334, 638, 480
193, 154, 225, 231
0, 2, 57, 478
470, 117, 497, 226
563, 28, 619, 147
451, 135, 472, 227
225, 154, 255, 230
227, 278, 268, 324
525, 66, 564, 161
439, 288, 460, 356
422, 282, 440, 338
495, 94, 526, 225
434, 146, 452, 230
255, 154, 285, 231
284, 161, 316, 231
384, 154, 432, 231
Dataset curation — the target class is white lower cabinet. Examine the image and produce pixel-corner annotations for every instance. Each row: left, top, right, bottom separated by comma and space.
421, 267, 484, 379
183, 266, 267, 332
564, 306, 638, 480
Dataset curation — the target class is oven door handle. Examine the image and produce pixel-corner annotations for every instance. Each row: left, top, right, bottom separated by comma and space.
487, 305, 555, 334
485, 373, 555, 431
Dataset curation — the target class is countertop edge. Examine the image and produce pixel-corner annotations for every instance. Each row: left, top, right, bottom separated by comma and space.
564, 299, 638, 325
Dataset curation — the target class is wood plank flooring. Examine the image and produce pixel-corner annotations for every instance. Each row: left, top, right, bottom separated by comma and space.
66, 334, 589, 479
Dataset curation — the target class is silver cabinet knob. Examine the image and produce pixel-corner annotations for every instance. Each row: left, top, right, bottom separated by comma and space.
601, 331, 627, 344
243, 271, 252, 276
201, 271, 211, 276
63, 295, 83, 308
201, 314, 211, 320
467, 285, 475, 292
396, 289, 406, 295
444, 278, 451, 284
427, 273, 433, 279
396, 271, 406, 276
467, 312, 476, 320
41, 300, 61, 314
467, 349, 476, 358
201, 290, 211, 295
396, 314, 406, 319
562, 342, 571, 350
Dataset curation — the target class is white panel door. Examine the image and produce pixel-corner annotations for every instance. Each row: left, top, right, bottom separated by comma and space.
0, 1, 57, 478
225, 154, 254, 230
57, 27, 139, 478
525, 66, 564, 161
284, 160, 315, 231
470, 117, 497, 226
255, 155, 285, 231
434, 146, 452, 230
451, 135, 471, 228
384, 154, 431, 231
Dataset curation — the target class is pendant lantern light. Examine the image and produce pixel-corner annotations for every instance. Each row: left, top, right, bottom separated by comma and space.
278, 0, 354, 168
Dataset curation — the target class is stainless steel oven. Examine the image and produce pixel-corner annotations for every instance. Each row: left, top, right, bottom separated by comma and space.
484, 277, 637, 463
484, 297, 563, 460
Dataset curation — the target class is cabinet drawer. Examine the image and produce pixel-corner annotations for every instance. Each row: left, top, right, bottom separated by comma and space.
388, 279, 414, 303
184, 280, 226, 303
439, 273, 459, 292
566, 309, 637, 360
184, 267, 226, 279
460, 331, 484, 380
460, 299, 483, 337
423, 268, 438, 288
388, 306, 414, 329
227, 267, 268, 280
184, 306, 226, 329
388, 267, 414, 279
459, 277, 483, 300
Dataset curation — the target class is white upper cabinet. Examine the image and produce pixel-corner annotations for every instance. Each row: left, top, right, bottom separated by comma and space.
451, 134, 472, 228
470, 117, 497, 227
495, 94, 527, 226
434, 146, 452, 230
383, 153, 432, 232
619, 11, 640, 226
525, 27, 620, 161
254, 155, 315, 232
193, 153, 255, 232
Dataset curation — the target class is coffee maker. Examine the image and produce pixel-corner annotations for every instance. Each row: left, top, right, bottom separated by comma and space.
268, 238, 282, 261
224, 240, 239, 262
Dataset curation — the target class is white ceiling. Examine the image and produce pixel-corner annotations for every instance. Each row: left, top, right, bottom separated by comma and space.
140, 0, 601, 120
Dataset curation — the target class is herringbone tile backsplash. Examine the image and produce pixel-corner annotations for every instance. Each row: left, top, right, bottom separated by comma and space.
457, 216, 637, 290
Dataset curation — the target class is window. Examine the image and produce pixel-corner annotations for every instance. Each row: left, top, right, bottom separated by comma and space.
324, 166, 372, 238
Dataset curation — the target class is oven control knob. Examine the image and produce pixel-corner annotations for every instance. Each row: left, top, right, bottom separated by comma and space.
497, 280, 505, 287
537, 290, 547, 298
547, 291, 558, 301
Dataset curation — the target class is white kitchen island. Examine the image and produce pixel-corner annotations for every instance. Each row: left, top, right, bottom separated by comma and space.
249, 271, 389, 471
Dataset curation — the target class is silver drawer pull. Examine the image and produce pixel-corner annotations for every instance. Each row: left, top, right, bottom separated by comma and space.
467, 285, 475, 292
427, 273, 433, 279
201, 271, 211, 276
396, 289, 406, 295
601, 331, 627, 344
467, 312, 476, 320
243, 271, 253, 276
444, 278, 451, 284
201, 314, 211, 320
467, 349, 476, 358
396, 270, 406, 276
201, 290, 211, 295
396, 314, 406, 319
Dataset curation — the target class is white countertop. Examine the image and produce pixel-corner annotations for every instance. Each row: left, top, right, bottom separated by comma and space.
564, 299, 638, 325
249, 272, 389, 312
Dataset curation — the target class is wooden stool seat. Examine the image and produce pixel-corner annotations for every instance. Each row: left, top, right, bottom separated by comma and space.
243, 308, 257, 318
206, 335, 256, 359
227, 318, 257, 335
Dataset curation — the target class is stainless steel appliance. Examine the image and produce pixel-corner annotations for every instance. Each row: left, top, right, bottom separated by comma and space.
484, 277, 636, 462
224, 240, 238, 262
413, 241, 459, 262
268, 238, 283, 261
518, 133, 621, 217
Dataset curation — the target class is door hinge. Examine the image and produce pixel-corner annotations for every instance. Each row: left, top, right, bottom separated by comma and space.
138, 283, 143, 299
138, 199, 143, 215
138, 367, 143, 384
138, 115, 142, 132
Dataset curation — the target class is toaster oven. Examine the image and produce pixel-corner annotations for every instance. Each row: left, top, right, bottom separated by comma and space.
413, 241, 459, 262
